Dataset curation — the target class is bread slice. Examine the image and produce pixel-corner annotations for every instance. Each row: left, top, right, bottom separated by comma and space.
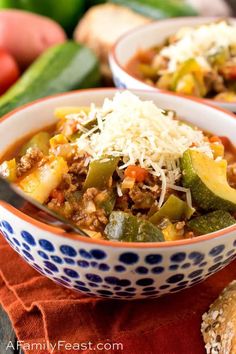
74, 4, 151, 78
201, 281, 236, 354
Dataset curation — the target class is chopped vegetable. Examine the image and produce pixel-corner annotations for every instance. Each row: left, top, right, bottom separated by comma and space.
95, 190, 116, 215
187, 210, 235, 235
139, 64, 157, 79
83, 157, 119, 190
20, 132, 50, 156
210, 142, 224, 159
124, 165, 148, 182
149, 194, 195, 224
161, 219, 185, 241
172, 59, 206, 97
105, 211, 164, 242
182, 149, 236, 211
50, 134, 68, 148
18, 156, 68, 203
55, 106, 90, 120
0, 158, 17, 182
221, 65, 236, 80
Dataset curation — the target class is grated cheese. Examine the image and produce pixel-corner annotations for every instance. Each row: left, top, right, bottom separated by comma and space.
160, 21, 236, 72
75, 91, 212, 207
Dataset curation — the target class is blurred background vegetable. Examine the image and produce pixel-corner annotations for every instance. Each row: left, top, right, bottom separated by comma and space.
0, 0, 234, 107
0, 0, 84, 35
110, 0, 198, 18
0, 42, 100, 117
0, 10, 66, 68
0, 48, 19, 94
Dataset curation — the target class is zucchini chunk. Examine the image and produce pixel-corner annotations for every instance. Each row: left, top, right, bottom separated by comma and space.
105, 211, 164, 242
20, 132, 50, 156
181, 149, 236, 211
187, 210, 235, 235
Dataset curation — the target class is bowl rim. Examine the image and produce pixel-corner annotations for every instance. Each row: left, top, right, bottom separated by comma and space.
1, 87, 236, 249
110, 16, 236, 110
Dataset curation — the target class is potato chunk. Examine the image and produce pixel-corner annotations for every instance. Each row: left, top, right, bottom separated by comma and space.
18, 156, 68, 203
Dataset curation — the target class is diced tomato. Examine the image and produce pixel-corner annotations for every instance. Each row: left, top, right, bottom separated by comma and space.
0, 48, 20, 95
209, 136, 222, 144
219, 136, 236, 156
221, 65, 236, 80
124, 165, 148, 183
51, 189, 65, 204
137, 49, 156, 64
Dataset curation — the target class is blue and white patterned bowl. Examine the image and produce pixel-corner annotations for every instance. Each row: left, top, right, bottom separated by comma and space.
0, 89, 236, 299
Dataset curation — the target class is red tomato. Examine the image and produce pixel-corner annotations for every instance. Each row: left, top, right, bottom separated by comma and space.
124, 165, 148, 183
209, 136, 222, 144
0, 48, 20, 95
221, 65, 236, 80
219, 136, 236, 155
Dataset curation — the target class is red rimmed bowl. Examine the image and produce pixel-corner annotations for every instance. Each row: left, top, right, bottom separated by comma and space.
109, 17, 236, 112
0, 88, 236, 300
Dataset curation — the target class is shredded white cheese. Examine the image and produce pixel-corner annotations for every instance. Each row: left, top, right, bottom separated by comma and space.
75, 91, 212, 207
160, 21, 236, 72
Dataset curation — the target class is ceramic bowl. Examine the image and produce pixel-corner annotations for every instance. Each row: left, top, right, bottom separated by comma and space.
0, 89, 236, 300
109, 17, 236, 112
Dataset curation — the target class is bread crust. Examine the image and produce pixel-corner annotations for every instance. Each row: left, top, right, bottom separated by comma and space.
74, 4, 151, 77
202, 281, 236, 354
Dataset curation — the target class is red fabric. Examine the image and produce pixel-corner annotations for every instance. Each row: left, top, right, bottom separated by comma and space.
0, 235, 235, 354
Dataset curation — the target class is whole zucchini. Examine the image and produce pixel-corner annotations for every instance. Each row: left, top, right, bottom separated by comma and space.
0, 42, 100, 118
110, 0, 197, 19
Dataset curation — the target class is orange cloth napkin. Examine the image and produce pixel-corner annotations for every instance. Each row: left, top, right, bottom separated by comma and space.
0, 235, 235, 354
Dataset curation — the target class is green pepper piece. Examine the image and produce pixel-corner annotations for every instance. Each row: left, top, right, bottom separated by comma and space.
105, 211, 164, 242
96, 190, 116, 215
19, 132, 50, 156
172, 58, 207, 97
83, 157, 119, 190
69, 118, 97, 142
149, 195, 195, 225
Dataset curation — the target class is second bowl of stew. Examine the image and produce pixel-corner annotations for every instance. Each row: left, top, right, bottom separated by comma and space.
110, 17, 236, 112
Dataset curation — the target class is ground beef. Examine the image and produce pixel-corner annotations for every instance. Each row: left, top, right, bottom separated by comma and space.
115, 195, 130, 212
16, 147, 43, 177
204, 71, 226, 94
129, 184, 159, 210
73, 209, 108, 231
69, 153, 89, 175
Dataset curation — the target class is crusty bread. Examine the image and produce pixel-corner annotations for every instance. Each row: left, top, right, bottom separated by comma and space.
201, 281, 236, 354
74, 4, 151, 78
